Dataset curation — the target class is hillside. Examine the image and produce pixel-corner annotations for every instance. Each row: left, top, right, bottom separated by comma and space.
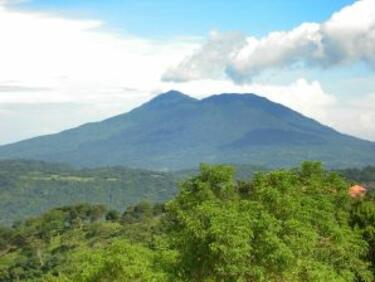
0, 91, 374, 170
0, 160, 265, 225
0, 160, 177, 225
1, 159, 374, 226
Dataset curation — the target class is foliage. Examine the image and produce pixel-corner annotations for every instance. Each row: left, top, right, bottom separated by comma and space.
350, 196, 375, 274
165, 162, 373, 281
0, 162, 374, 281
339, 166, 375, 183
64, 239, 167, 282
339, 166, 375, 192
0, 201, 163, 281
0, 160, 177, 225
0, 160, 266, 226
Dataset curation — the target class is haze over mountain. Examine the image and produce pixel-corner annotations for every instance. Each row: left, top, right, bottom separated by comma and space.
0, 91, 374, 170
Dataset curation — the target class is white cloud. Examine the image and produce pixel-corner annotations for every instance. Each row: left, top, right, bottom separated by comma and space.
330, 93, 375, 141
250, 81, 375, 142
164, 0, 375, 83
0, 2, 199, 144
162, 31, 247, 82
0, 4, 198, 89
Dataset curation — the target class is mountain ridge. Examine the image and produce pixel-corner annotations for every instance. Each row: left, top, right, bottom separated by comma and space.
0, 91, 374, 170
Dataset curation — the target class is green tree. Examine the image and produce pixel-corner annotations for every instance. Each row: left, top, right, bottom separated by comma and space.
105, 210, 120, 222
350, 196, 375, 274
165, 162, 373, 281
67, 240, 167, 282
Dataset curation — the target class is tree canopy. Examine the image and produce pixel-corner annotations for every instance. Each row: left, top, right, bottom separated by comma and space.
0, 162, 373, 281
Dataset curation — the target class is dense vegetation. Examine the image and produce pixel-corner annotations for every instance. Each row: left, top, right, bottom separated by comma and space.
0, 162, 374, 281
1, 91, 374, 170
339, 166, 375, 191
1, 159, 374, 227
0, 160, 178, 226
0, 160, 263, 226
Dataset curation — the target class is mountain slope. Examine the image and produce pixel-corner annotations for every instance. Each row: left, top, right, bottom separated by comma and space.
0, 90, 374, 169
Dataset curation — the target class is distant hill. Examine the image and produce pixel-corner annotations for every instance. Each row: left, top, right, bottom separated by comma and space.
0, 160, 177, 225
0, 90, 374, 170
0, 160, 263, 225
0, 159, 374, 225
338, 166, 375, 192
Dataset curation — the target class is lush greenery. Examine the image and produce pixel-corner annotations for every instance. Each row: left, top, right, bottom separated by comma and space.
0, 160, 177, 226
0, 91, 374, 170
0, 160, 265, 226
0, 159, 373, 227
0, 162, 374, 281
339, 166, 375, 191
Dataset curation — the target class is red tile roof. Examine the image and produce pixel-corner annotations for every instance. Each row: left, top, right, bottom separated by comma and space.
349, 185, 366, 198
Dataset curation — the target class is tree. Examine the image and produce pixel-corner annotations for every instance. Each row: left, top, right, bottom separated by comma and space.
350, 196, 375, 274
165, 162, 373, 281
121, 201, 153, 224
66, 239, 168, 282
1, 163, 374, 281
105, 210, 120, 222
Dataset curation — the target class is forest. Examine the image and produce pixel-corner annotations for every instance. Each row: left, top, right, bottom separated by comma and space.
0, 162, 374, 281
0, 160, 178, 226
0, 160, 262, 226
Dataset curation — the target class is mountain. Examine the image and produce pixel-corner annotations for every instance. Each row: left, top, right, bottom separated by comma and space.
0, 90, 374, 170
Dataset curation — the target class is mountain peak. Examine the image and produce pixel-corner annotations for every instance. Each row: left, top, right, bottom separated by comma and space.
147, 90, 197, 107
162, 89, 185, 96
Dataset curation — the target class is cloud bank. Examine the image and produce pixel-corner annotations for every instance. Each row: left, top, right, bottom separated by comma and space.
162, 31, 247, 82
0, 2, 199, 144
164, 0, 375, 83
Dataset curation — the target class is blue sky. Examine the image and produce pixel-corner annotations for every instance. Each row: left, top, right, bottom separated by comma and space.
0, 0, 374, 144
16, 0, 354, 38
